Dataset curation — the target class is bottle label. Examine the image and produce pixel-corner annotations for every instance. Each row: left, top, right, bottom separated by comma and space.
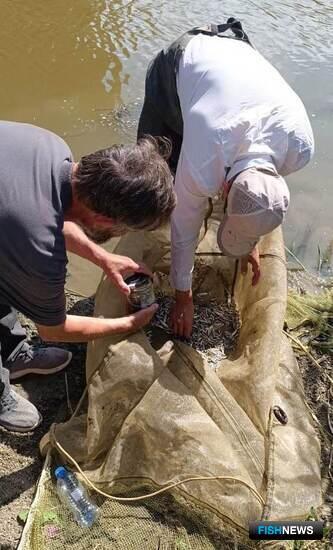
71, 488, 82, 502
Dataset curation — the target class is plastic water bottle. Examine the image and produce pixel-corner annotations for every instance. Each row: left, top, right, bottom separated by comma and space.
54, 466, 98, 528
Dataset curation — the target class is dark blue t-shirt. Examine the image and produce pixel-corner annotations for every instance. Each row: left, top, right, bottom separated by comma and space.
0, 121, 73, 325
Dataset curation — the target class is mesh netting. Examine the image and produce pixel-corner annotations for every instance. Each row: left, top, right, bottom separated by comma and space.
230, 186, 264, 215
20, 454, 251, 550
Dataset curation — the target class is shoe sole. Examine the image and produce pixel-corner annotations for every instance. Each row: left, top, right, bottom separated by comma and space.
9, 352, 73, 381
0, 412, 43, 433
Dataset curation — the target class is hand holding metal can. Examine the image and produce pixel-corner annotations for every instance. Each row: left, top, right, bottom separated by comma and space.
125, 273, 156, 311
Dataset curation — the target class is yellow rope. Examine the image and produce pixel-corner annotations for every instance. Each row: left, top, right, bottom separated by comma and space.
52, 430, 265, 506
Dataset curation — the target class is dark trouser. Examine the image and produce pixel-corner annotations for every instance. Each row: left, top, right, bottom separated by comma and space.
137, 27, 189, 174
137, 98, 183, 175
0, 305, 26, 398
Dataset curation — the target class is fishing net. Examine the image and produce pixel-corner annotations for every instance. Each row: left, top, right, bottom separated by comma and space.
19, 200, 321, 550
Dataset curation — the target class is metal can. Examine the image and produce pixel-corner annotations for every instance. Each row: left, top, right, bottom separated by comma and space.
125, 273, 156, 310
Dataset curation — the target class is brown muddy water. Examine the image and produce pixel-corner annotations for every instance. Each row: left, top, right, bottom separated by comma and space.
0, 0, 332, 295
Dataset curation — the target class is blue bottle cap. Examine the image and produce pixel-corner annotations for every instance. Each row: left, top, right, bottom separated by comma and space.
54, 466, 68, 479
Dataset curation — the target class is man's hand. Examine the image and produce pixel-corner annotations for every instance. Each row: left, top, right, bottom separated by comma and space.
117, 304, 158, 332
240, 244, 261, 286
63, 221, 153, 296
37, 304, 159, 343
100, 253, 153, 295
170, 290, 194, 339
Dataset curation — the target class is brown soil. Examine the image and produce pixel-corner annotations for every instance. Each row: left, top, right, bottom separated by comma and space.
287, 271, 333, 549
296, 352, 333, 548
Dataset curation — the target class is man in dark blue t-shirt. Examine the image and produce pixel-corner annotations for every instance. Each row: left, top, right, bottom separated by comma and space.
0, 121, 175, 432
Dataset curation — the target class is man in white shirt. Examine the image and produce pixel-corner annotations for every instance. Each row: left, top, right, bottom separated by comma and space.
138, 19, 314, 338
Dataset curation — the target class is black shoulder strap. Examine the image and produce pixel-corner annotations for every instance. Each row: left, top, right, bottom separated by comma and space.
189, 17, 253, 47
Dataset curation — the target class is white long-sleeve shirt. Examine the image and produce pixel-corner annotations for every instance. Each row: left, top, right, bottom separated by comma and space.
170, 34, 314, 291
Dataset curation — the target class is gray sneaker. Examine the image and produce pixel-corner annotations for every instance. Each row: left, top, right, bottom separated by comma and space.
0, 368, 42, 432
6, 343, 72, 381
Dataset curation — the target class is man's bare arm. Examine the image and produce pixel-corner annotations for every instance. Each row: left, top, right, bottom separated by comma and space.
37, 305, 158, 343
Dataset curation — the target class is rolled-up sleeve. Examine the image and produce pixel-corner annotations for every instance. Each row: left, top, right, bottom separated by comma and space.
170, 151, 210, 291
